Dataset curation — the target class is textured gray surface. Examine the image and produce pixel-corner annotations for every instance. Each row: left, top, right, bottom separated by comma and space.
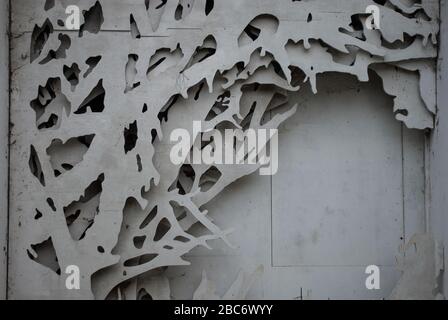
6, 0, 441, 299
166, 73, 426, 299
431, 0, 448, 298
0, 0, 8, 300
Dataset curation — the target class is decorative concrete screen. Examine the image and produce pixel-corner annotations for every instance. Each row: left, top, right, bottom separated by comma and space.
9, 0, 438, 299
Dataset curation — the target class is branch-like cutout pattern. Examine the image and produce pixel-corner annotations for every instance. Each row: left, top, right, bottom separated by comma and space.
10, 0, 438, 299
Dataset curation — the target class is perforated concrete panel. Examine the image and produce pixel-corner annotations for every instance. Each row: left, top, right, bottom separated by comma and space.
7, 0, 439, 299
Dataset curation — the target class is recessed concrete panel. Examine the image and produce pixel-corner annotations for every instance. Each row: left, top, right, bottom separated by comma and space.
165, 73, 424, 299
273, 73, 405, 267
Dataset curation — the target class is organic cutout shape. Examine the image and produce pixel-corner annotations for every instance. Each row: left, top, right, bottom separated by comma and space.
10, 0, 439, 300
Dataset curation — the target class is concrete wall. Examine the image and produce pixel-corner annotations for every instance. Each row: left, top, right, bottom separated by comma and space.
0, 0, 443, 300
166, 73, 425, 299
431, 0, 448, 297
0, 0, 8, 300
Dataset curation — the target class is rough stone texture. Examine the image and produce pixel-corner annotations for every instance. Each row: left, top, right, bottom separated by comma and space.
7, 0, 440, 299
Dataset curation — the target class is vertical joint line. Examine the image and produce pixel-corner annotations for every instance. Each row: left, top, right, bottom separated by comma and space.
6, 0, 11, 300
424, 131, 431, 234
401, 124, 406, 247
270, 111, 274, 268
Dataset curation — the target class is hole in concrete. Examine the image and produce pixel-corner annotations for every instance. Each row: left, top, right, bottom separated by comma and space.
124, 253, 158, 267
174, 236, 190, 243
30, 77, 70, 130
34, 209, 43, 220
175, 3, 183, 20
125, 54, 140, 93
29, 145, 46, 186
63, 63, 81, 91
136, 154, 143, 172
140, 206, 158, 230
199, 166, 222, 192
63, 174, 104, 240
27, 237, 61, 275
124, 121, 138, 154
154, 218, 171, 241
84, 56, 102, 78
130, 14, 141, 39
39, 34, 71, 64
182, 35, 216, 72
147, 45, 184, 80
47, 197, 57, 212
205, 0, 214, 16
30, 19, 54, 63
206, 91, 230, 121
74, 79, 105, 114
138, 289, 153, 300
44, 0, 55, 11
79, 1, 104, 36
46, 134, 95, 177
133, 236, 147, 249
238, 14, 279, 47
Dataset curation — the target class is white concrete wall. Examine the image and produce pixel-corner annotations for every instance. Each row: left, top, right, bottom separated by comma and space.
431, 0, 448, 297
0, 0, 8, 300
